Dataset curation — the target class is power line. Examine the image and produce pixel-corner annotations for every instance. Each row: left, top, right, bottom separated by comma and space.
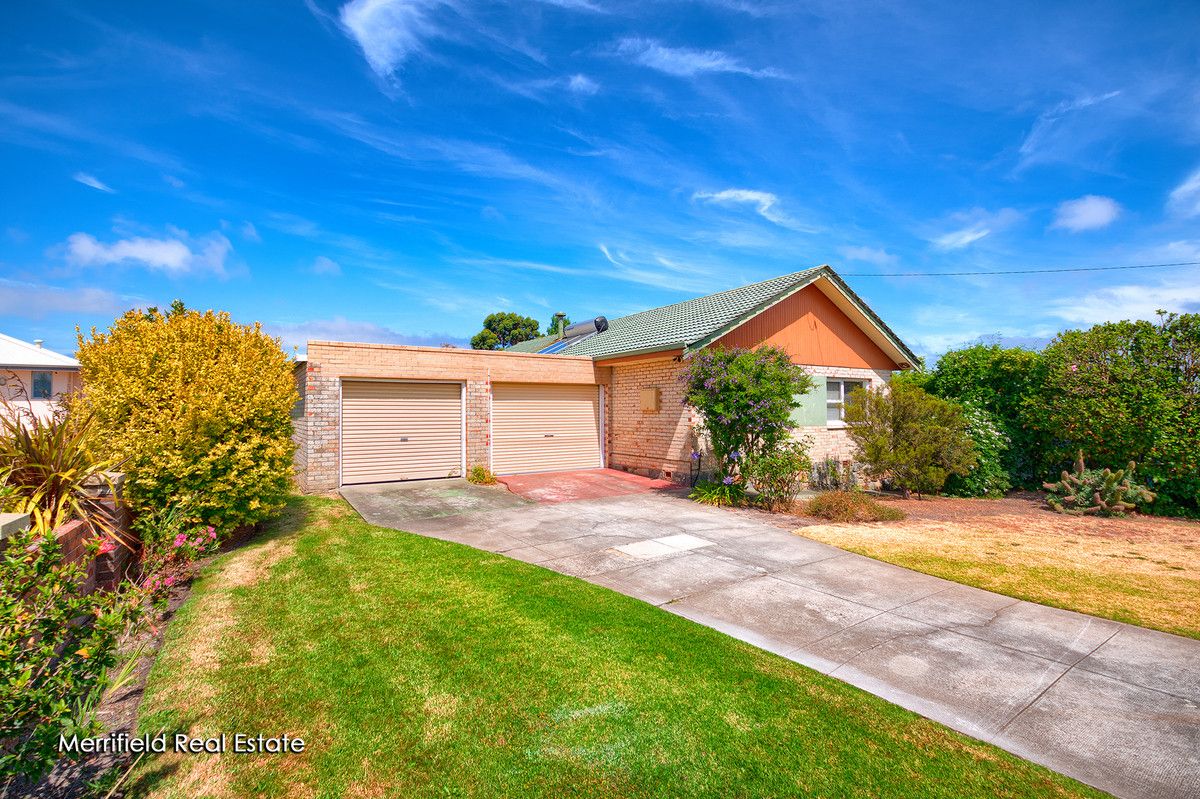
841, 260, 1200, 277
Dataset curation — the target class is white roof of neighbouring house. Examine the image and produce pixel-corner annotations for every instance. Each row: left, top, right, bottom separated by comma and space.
0, 333, 80, 370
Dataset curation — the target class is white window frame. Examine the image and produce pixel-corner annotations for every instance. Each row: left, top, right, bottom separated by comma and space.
31, 371, 53, 401
825, 378, 867, 428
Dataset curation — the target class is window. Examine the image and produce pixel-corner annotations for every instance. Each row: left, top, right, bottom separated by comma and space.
826, 379, 866, 425
31, 371, 53, 400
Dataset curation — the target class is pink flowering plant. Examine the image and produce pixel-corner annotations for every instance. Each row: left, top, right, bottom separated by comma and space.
137, 504, 220, 603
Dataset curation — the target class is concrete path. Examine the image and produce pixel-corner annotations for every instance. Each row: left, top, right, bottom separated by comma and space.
342, 484, 1200, 799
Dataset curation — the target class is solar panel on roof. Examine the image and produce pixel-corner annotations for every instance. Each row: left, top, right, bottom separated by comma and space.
538, 340, 570, 354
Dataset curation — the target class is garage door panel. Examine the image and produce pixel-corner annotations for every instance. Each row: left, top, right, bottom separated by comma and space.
492, 383, 601, 474
341, 381, 462, 484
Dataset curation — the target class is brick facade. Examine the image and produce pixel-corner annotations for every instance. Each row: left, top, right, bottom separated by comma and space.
794, 365, 892, 463
606, 356, 696, 483
603, 359, 893, 485
296, 341, 609, 492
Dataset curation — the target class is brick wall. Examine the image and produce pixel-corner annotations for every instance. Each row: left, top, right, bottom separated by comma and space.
794, 365, 892, 463
290, 363, 308, 492
607, 358, 695, 483
297, 342, 610, 492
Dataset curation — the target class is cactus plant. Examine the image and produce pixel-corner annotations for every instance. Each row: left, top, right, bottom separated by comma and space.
1043, 450, 1156, 516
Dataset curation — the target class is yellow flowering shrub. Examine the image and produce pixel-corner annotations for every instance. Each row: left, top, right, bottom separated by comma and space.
75, 303, 297, 531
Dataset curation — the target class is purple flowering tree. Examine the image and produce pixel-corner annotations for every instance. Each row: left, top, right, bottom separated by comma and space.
681, 346, 814, 479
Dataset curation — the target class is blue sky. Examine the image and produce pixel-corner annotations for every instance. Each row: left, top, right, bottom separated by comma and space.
3, 0, 1200, 358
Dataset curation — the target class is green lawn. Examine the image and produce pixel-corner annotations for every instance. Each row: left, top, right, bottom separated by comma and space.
133, 496, 1107, 798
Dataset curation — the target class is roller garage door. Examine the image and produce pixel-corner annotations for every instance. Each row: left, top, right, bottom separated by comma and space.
491, 383, 602, 474
340, 381, 463, 484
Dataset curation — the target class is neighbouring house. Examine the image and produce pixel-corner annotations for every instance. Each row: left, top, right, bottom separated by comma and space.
292, 265, 916, 492
0, 333, 81, 421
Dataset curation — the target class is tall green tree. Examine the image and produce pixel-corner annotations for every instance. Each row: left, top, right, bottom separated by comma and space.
844, 381, 977, 497
470, 312, 541, 350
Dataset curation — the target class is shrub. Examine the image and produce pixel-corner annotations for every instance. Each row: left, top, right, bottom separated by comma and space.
0, 518, 139, 784
75, 302, 297, 532
943, 403, 1011, 498
466, 465, 497, 485
1043, 451, 1156, 516
136, 503, 221, 603
798, 491, 906, 523
1035, 313, 1199, 517
844, 382, 977, 497
689, 478, 747, 507
918, 343, 1046, 487
0, 404, 120, 539
681, 346, 814, 479
808, 457, 857, 491
743, 439, 812, 511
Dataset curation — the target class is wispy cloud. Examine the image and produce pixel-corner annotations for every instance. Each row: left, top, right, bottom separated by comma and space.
692, 188, 815, 232
615, 38, 784, 79
1051, 195, 1121, 232
1017, 90, 1121, 169
0, 278, 128, 318
241, 221, 262, 242
453, 256, 583, 275
338, 0, 450, 80
595, 243, 716, 293
930, 208, 1022, 250
1168, 167, 1200, 218
266, 316, 466, 351
1049, 276, 1200, 325
62, 229, 232, 275
567, 74, 599, 95
838, 245, 897, 266
310, 255, 342, 275
72, 172, 115, 193
536, 0, 606, 11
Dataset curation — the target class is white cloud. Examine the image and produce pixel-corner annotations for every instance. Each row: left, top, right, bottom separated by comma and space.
930, 208, 1021, 250
615, 38, 783, 79
163, 174, 185, 189
693, 188, 815, 232
72, 172, 114, 193
241, 221, 262, 242
63, 230, 232, 275
1051, 195, 1121, 232
1018, 90, 1121, 169
338, 0, 449, 79
536, 0, 605, 10
1049, 278, 1200, 326
567, 74, 599, 95
1168, 168, 1200, 218
0, 278, 126, 318
838, 246, 896, 266
310, 255, 343, 275
266, 316, 466, 352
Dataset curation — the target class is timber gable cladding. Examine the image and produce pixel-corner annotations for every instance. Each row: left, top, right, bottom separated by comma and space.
291, 267, 914, 491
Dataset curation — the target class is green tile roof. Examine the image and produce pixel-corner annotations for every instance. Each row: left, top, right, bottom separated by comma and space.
507, 265, 917, 365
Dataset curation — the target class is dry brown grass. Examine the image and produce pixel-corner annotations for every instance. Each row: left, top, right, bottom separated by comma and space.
797, 496, 1200, 638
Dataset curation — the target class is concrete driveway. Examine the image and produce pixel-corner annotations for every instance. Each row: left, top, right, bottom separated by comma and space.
342, 482, 1200, 799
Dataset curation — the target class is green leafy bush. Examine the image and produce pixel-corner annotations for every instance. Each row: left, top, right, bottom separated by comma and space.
681, 346, 814, 479
136, 503, 220, 603
0, 519, 138, 784
75, 303, 297, 532
1043, 452, 1156, 516
844, 382, 977, 497
743, 439, 812, 511
689, 478, 747, 507
916, 343, 1046, 487
1035, 314, 1199, 517
798, 491, 906, 522
943, 403, 1011, 498
466, 465, 497, 485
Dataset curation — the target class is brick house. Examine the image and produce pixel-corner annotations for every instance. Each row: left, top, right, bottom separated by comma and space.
293, 265, 916, 492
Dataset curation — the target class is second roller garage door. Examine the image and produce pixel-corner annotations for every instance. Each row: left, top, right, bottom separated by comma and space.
491, 383, 602, 474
